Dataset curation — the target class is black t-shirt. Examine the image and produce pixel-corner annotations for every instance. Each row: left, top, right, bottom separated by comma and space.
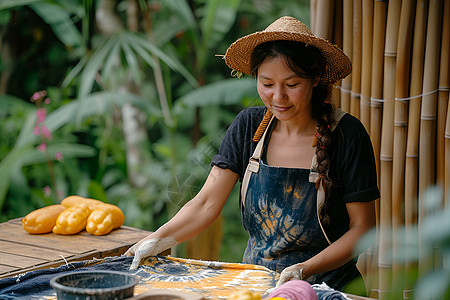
211, 106, 380, 242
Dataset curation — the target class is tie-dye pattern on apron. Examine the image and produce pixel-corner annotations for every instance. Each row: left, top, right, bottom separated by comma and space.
242, 159, 361, 290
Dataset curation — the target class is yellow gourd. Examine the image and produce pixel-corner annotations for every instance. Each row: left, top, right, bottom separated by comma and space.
53, 203, 91, 235
86, 203, 125, 235
22, 204, 66, 234
61, 195, 104, 210
227, 290, 262, 300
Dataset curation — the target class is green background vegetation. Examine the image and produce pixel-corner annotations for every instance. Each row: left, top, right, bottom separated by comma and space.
0, 0, 309, 262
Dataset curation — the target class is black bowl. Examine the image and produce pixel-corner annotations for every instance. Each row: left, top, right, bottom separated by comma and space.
50, 270, 139, 300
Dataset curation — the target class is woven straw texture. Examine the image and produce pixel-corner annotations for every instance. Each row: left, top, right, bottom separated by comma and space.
224, 16, 352, 83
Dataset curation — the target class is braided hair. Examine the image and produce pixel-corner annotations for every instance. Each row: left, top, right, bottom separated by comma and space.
250, 40, 335, 227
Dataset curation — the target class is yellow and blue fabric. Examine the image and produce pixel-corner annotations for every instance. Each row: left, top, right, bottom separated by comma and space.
134, 256, 278, 297
0, 255, 278, 299
0, 255, 352, 299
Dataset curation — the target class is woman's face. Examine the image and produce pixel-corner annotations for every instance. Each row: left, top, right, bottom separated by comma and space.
256, 56, 317, 123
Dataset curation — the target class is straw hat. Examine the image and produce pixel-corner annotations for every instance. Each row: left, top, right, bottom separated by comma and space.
224, 16, 351, 83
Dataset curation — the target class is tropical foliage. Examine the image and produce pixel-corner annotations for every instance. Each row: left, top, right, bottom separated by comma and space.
0, 0, 309, 261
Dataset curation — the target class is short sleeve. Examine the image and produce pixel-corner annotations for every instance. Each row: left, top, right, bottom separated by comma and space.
332, 114, 380, 203
211, 107, 266, 180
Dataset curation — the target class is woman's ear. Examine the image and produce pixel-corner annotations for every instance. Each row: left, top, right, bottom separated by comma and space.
313, 77, 320, 87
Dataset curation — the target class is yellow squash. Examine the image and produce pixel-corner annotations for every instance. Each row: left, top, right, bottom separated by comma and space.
53, 203, 91, 235
227, 290, 262, 300
61, 195, 104, 210
22, 204, 66, 234
86, 203, 125, 236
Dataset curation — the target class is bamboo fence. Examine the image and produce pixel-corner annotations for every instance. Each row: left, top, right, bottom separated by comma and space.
309, 0, 449, 298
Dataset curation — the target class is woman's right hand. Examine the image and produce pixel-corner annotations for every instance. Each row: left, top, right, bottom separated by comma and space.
126, 236, 179, 270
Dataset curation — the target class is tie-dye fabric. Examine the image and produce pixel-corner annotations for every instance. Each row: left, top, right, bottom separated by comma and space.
135, 256, 278, 298
0, 255, 278, 299
242, 160, 328, 271
242, 160, 360, 290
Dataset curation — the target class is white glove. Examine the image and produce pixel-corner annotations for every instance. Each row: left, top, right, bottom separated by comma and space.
276, 264, 304, 287
128, 237, 178, 270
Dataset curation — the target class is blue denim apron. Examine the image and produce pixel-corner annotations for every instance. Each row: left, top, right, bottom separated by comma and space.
241, 115, 360, 290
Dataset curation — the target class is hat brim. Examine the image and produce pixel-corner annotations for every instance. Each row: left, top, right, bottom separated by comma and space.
224, 31, 352, 83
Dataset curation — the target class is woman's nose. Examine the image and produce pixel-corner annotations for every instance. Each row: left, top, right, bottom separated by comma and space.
273, 85, 287, 101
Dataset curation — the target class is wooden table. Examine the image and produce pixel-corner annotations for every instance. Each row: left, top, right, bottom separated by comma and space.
0, 218, 152, 279
0, 219, 376, 299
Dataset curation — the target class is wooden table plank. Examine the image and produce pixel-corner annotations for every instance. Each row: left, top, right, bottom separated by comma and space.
0, 240, 74, 259
0, 265, 16, 274
0, 218, 152, 279
0, 224, 125, 253
0, 253, 47, 268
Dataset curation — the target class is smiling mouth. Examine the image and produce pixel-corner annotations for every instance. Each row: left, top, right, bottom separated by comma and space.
272, 105, 292, 112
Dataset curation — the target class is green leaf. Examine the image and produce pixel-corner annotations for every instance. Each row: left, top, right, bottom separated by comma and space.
415, 269, 450, 299
0, 147, 29, 210
163, 0, 196, 29
100, 41, 121, 84
0, 0, 41, 10
62, 55, 88, 89
30, 2, 85, 51
120, 36, 141, 85
0, 94, 34, 112
14, 109, 39, 149
20, 143, 96, 166
201, 0, 241, 49
177, 78, 257, 107
79, 34, 121, 96
125, 32, 199, 88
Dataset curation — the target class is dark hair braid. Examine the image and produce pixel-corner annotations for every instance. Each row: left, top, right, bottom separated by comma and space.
312, 93, 334, 228
251, 40, 336, 227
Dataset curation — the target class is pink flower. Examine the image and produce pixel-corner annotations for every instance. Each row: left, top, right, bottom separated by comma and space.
55, 152, 63, 161
32, 92, 41, 101
37, 143, 47, 152
44, 98, 51, 105
36, 108, 46, 124
44, 185, 51, 197
41, 125, 52, 140
32, 125, 40, 135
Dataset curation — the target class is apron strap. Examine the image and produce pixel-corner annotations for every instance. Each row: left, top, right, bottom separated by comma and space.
240, 108, 347, 244
240, 114, 275, 210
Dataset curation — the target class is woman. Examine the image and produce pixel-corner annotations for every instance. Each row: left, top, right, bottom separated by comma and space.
125, 16, 379, 291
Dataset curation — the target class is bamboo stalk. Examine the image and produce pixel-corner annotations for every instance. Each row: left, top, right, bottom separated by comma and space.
310, 0, 317, 33
332, 0, 343, 108
404, 0, 428, 292
436, 0, 450, 192
370, 0, 387, 185
359, 0, 375, 293
367, 2, 387, 297
340, 0, 353, 112
332, 0, 344, 49
378, 1, 402, 299
445, 93, 450, 204
350, 0, 362, 118
391, 0, 415, 292
314, 0, 335, 40
360, 0, 374, 132
418, 0, 444, 277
